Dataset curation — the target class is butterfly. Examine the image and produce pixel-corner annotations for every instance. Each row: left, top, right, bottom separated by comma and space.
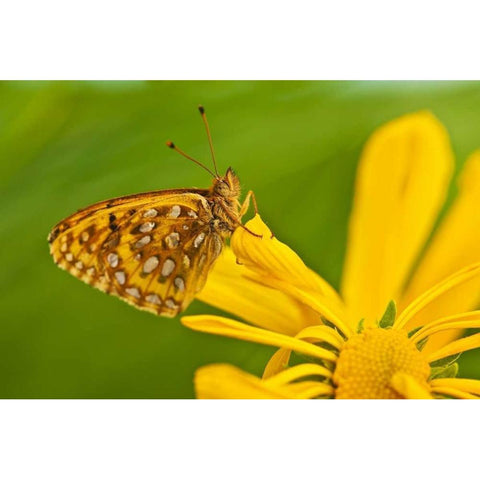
48, 106, 259, 318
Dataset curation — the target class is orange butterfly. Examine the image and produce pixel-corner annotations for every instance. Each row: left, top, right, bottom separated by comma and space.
48, 106, 259, 317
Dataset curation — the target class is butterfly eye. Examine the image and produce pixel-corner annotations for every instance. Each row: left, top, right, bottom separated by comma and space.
214, 180, 230, 195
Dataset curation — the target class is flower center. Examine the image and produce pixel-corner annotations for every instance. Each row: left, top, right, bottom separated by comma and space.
333, 328, 430, 399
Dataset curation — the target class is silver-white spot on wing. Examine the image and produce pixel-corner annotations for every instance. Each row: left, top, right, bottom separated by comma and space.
143, 256, 159, 274
125, 287, 141, 298
165, 298, 178, 309
165, 232, 180, 248
145, 293, 162, 305
135, 235, 151, 249
139, 222, 155, 233
168, 205, 181, 218
115, 271, 126, 285
161, 258, 175, 277
143, 209, 158, 218
174, 277, 185, 292
107, 253, 119, 268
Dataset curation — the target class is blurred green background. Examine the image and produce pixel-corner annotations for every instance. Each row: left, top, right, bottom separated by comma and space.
1, 81, 479, 398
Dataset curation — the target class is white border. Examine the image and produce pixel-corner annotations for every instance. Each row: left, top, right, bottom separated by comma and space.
1, 1, 479, 79
1, 400, 479, 479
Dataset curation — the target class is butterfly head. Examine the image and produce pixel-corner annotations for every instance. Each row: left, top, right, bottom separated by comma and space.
213, 167, 240, 199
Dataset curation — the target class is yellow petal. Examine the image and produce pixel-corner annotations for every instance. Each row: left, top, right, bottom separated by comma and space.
197, 247, 320, 335
232, 216, 341, 304
430, 378, 480, 396
394, 262, 480, 330
400, 150, 480, 349
182, 315, 338, 362
427, 332, 480, 363
262, 348, 292, 379
264, 363, 332, 386
261, 325, 343, 379
293, 325, 345, 349
231, 215, 348, 331
286, 381, 334, 399
390, 372, 433, 399
256, 279, 353, 337
341, 112, 454, 325
194, 364, 332, 399
194, 364, 292, 399
410, 311, 480, 343
430, 387, 479, 399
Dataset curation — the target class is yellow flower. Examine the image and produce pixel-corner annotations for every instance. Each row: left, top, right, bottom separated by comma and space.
182, 111, 480, 399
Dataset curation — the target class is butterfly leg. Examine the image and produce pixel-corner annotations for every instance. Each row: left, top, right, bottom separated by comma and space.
240, 190, 275, 239
239, 222, 263, 238
239, 190, 258, 218
239, 191, 275, 239
220, 203, 263, 238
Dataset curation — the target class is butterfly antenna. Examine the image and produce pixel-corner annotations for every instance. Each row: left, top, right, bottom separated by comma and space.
198, 105, 219, 177
166, 141, 216, 177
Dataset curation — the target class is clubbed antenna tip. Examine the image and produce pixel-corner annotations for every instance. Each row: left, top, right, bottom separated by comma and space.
165, 138, 215, 177
197, 104, 218, 176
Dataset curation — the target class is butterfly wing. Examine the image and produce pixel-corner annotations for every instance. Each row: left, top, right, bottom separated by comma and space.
48, 189, 224, 317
